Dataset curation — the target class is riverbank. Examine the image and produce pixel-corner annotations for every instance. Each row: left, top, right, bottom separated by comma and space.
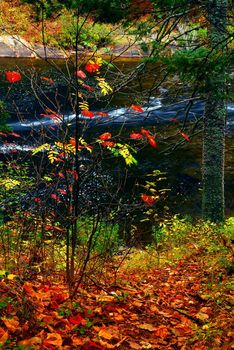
0, 35, 148, 59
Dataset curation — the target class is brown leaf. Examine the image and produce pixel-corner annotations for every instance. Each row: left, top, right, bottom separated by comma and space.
138, 323, 156, 331
154, 325, 170, 338
128, 341, 142, 349
99, 336, 127, 349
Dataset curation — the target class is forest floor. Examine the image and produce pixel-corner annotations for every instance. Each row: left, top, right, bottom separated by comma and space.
0, 245, 233, 349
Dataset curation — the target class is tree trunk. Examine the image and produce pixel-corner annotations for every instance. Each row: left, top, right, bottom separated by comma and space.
202, 0, 227, 222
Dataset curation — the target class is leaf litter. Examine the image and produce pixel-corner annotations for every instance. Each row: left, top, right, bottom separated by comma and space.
0, 248, 233, 349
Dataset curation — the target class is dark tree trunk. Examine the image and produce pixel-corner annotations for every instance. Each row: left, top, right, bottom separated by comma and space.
202, 0, 228, 222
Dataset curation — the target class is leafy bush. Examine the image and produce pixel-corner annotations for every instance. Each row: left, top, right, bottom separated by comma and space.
76, 217, 121, 255
55, 12, 115, 48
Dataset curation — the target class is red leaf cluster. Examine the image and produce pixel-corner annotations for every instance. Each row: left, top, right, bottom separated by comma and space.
130, 128, 157, 148
5, 71, 22, 83
85, 63, 100, 73
131, 104, 144, 113
141, 194, 156, 205
74, 70, 87, 79
99, 132, 112, 141
81, 110, 95, 118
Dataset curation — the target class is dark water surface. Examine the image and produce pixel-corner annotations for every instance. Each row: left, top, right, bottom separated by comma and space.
0, 57, 233, 217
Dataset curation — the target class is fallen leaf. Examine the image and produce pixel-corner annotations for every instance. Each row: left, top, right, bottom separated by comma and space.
154, 325, 170, 338
0, 327, 8, 346
2, 317, 19, 333
98, 329, 113, 340
44, 332, 63, 347
96, 294, 115, 302
140, 341, 152, 349
18, 337, 42, 347
128, 341, 142, 349
99, 336, 127, 349
196, 311, 210, 320
138, 323, 156, 331
72, 336, 85, 346
69, 314, 85, 325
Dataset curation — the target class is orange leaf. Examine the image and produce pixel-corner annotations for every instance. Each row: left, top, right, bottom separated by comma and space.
0, 327, 8, 346
23, 282, 37, 297
148, 137, 157, 148
18, 337, 42, 348
141, 194, 156, 205
181, 131, 190, 142
44, 333, 63, 347
131, 104, 144, 113
81, 110, 95, 118
98, 329, 113, 340
154, 325, 170, 338
40, 76, 55, 84
99, 132, 112, 141
69, 138, 76, 146
141, 128, 150, 137
95, 112, 109, 117
130, 133, 143, 140
2, 317, 19, 333
101, 141, 115, 148
85, 62, 100, 73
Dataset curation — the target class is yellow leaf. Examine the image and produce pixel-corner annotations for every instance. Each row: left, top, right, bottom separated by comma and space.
96, 295, 115, 302
7, 274, 17, 280
98, 329, 113, 340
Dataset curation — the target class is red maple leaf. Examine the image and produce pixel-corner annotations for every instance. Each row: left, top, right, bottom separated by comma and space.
5, 71, 22, 83
85, 63, 100, 73
130, 132, 143, 140
131, 104, 144, 113
99, 132, 112, 141
141, 194, 156, 205
81, 110, 95, 118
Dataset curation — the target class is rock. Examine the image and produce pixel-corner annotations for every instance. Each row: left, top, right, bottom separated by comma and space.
0, 41, 15, 57
33, 44, 67, 59
0, 35, 67, 59
0, 35, 34, 58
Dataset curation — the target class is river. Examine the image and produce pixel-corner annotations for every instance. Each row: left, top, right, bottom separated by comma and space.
0, 57, 233, 218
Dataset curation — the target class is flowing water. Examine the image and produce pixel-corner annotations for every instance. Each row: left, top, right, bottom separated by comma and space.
0, 57, 233, 217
